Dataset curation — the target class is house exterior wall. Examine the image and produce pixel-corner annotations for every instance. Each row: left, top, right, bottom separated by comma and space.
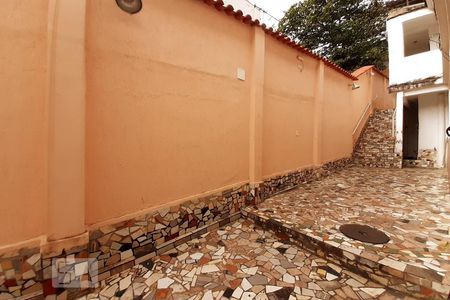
388, 3, 449, 170
387, 8, 443, 85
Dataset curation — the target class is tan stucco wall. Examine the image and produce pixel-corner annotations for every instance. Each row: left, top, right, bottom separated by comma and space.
322, 69, 354, 162
350, 70, 394, 146
372, 75, 395, 110
262, 38, 316, 177
351, 73, 372, 132
85, 0, 251, 224
0, 0, 385, 247
46, 0, 87, 242
0, 1, 48, 245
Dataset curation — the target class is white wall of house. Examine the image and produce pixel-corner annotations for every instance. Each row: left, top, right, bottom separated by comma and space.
388, 2, 450, 168
418, 92, 447, 167
387, 8, 443, 85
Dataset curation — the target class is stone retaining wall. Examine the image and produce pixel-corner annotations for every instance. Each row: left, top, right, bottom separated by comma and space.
253, 158, 352, 201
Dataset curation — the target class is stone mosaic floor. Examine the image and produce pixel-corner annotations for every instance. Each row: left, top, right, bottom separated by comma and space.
244, 167, 450, 296
78, 219, 409, 300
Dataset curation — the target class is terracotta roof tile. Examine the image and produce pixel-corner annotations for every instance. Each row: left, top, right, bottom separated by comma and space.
201, 0, 358, 81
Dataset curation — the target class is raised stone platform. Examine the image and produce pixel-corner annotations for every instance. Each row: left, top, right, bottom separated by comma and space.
78, 219, 412, 300
243, 167, 450, 299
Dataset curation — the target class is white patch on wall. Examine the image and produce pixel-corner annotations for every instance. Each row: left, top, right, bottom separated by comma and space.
237, 68, 246, 81
418, 93, 446, 167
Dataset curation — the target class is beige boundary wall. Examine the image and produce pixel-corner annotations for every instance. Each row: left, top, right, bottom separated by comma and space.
351, 67, 395, 145
0, 0, 392, 298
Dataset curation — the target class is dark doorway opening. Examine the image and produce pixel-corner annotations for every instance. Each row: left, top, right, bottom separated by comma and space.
403, 98, 419, 159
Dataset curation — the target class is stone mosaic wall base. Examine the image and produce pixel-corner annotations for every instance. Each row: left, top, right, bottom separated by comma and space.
243, 213, 450, 300
0, 215, 244, 300
354, 109, 401, 168
88, 183, 248, 285
403, 149, 438, 168
81, 219, 418, 300
42, 244, 92, 300
253, 158, 352, 202
0, 239, 106, 300
0, 246, 42, 299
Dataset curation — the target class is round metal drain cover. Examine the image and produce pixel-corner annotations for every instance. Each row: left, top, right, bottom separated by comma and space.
339, 224, 390, 244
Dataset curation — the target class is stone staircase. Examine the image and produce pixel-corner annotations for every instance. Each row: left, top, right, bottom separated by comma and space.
353, 109, 401, 168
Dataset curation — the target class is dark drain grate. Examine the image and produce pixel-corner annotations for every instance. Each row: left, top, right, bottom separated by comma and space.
339, 224, 390, 244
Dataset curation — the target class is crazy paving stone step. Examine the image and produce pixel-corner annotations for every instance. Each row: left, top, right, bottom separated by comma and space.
353, 109, 401, 169
242, 167, 450, 300
78, 219, 412, 300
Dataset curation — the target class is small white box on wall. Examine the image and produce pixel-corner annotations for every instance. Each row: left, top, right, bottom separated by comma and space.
237, 68, 246, 81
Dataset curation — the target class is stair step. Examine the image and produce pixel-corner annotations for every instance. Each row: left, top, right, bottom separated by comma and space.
354, 109, 400, 168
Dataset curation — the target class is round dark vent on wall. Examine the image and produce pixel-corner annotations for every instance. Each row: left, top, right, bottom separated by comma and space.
115, 0, 142, 14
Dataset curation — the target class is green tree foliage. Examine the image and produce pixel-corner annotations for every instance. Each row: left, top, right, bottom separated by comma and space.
278, 0, 388, 71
